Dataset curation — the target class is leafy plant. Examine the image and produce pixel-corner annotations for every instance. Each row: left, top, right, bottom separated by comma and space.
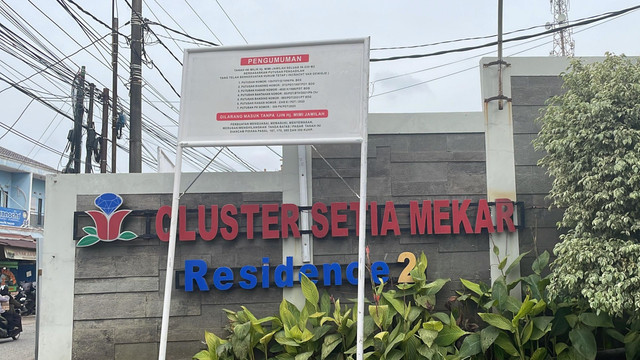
194, 249, 639, 360
193, 252, 461, 360
193, 331, 233, 360
458, 248, 552, 360
533, 54, 640, 317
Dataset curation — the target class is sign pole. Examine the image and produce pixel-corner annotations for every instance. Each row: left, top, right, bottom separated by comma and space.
158, 144, 184, 360
356, 136, 368, 360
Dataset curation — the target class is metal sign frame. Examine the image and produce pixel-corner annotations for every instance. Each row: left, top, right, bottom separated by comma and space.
159, 38, 370, 360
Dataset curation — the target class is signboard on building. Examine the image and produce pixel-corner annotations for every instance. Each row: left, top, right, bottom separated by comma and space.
178, 39, 369, 145
0, 207, 27, 227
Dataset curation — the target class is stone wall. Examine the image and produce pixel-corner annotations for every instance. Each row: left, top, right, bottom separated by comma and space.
311, 132, 489, 302
511, 75, 565, 272
72, 192, 283, 360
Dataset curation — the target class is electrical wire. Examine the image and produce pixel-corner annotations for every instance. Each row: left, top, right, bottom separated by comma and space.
146, 21, 219, 46
370, 4, 640, 62
182, 0, 222, 44
20, 1, 216, 170
215, 0, 248, 44
370, 6, 638, 98
143, 0, 182, 51
0, 32, 108, 94
370, 6, 632, 51
16, 2, 633, 172
0, 98, 35, 141
63, 0, 129, 38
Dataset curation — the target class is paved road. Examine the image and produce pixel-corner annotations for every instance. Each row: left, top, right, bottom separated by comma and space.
0, 314, 35, 359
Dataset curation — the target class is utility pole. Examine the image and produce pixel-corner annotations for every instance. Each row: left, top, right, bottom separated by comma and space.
85, 83, 95, 173
112, 1, 118, 173
129, 0, 143, 173
482, 0, 510, 111
72, 66, 85, 173
101, 88, 109, 173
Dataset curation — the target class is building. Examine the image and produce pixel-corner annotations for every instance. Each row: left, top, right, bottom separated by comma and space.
0, 146, 55, 290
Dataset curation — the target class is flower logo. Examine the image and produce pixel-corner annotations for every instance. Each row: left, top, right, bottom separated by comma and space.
77, 193, 137, 247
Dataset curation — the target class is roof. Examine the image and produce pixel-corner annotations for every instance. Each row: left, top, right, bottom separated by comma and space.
0, 146, 57, 174
0, 233, 36, 250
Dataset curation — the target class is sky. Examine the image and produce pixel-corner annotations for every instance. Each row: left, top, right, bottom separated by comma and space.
0, 1, 639, 173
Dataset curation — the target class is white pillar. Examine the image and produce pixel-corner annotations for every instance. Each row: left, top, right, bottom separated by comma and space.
481, 60, 521, 287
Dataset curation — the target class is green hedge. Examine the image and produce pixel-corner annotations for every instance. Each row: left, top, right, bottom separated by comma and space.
194, 250, 639, 360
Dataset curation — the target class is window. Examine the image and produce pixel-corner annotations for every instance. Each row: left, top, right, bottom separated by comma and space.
0, 189, 7, 207
37, 198, 43, 225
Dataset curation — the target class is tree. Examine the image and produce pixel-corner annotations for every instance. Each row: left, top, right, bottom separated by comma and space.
534, 54, 640, 317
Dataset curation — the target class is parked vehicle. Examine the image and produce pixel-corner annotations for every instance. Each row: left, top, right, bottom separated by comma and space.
0, 285, 22, 340
17, 282, 35, 316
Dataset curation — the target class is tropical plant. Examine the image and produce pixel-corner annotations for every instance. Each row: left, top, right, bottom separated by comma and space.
458, 248, 552, 360
192, 331, 233, 360
194, 249, 639, 360
193, 252, 466, 360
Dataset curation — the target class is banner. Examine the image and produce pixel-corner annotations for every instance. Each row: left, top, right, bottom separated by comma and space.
0, 207, 27, 227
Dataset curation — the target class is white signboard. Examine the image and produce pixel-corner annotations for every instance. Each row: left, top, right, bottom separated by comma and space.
178, 39, 369, 146
161, 39, 370, 360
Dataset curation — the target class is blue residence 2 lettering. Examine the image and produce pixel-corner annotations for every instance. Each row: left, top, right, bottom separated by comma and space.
183, 257, 390, 291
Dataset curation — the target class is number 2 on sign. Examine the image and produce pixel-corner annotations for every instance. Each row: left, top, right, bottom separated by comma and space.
397, 251, 416, 283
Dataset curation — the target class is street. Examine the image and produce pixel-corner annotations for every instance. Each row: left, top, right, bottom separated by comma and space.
0, 315, 35, 359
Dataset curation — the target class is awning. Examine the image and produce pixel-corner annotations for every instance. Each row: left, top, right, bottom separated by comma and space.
0, 233, 36, 260
3, 245, 35, 260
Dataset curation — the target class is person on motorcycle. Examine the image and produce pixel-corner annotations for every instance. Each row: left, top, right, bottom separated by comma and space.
0, 285, 21, 335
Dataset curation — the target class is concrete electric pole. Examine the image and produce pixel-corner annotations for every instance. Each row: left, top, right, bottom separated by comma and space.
84, 83, 95, 173
129, 0, 143, 172
71, 66, 85, 173
111, 0, 118, 173
101, 88, 109, 173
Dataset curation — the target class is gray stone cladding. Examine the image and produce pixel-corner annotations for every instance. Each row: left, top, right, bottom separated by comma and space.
310, 133, 489, 306
511, 75, 565, 274
72, 192, 282, 360
69, 109, 561, 358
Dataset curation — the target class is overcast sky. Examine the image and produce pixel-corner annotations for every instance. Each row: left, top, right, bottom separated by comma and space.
1, 1, 639, 173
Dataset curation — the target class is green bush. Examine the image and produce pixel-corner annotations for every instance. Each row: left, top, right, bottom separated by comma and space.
194, 251, 639, 359
533, 54, 640, 317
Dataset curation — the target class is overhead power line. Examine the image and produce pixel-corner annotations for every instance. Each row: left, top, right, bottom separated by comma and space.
370, 4, 640, 62
63, 0, 129, 39
146, 21, 219, 46
215, 0, 248, 44
0, 32, 108, 94
370, 9, 630, 99
371, 6, 630, 51
0, 98, 35, 141
183, 0, 222, 44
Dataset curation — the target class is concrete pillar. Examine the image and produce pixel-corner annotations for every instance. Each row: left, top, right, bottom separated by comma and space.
481, 60, 521, 286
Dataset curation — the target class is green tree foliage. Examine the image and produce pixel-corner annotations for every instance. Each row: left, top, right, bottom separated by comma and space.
534, 54, 640, 317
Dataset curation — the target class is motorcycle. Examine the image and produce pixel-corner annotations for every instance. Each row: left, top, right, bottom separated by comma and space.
16, 282, 35, 316
14, 285, 27, 315
0, 285, 22, 340
0, 312, 21, 340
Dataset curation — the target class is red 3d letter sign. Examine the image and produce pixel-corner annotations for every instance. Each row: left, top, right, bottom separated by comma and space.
154, 199, 516, 241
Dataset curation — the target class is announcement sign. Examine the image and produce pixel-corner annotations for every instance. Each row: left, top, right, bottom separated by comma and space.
178, 39, 369, 145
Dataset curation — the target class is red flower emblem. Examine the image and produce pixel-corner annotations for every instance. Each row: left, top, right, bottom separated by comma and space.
77, 193, 137, 247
